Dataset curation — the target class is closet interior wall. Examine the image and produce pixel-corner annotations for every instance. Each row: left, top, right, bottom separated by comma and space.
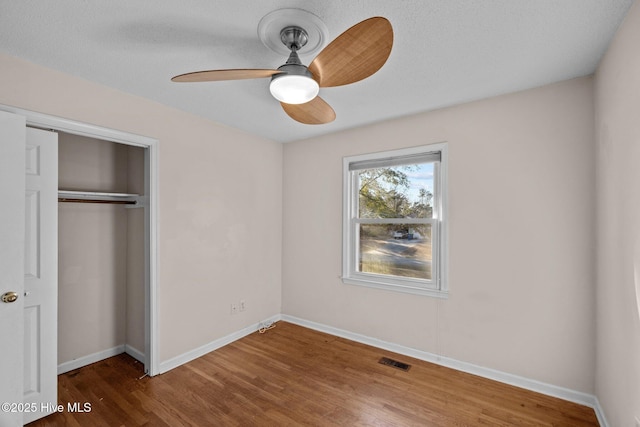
57, 132, 145, 368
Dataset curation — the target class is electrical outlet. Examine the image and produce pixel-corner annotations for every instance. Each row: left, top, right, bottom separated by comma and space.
239, 300, 246, 312
230, 303, 238, 315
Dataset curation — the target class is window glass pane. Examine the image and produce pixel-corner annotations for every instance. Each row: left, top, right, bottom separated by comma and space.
358, 223, 432, 280
358, 163, 434, 219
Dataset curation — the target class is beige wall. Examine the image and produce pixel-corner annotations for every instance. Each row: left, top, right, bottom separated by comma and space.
58, 134, 144, 363
595, 0, 640, 425
0, 52, 283, 363
283, 77, 596, 393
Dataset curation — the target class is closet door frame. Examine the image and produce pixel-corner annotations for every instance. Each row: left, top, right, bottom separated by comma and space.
0, 104, 160, 377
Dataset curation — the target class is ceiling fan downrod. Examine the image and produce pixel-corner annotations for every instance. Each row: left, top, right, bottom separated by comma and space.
279, 26, 310, 68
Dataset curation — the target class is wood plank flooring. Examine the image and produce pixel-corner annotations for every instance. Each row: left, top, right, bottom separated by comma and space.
28, 321, 599, 426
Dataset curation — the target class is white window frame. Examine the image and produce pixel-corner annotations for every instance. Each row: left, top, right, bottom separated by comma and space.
342, 143, 448, 298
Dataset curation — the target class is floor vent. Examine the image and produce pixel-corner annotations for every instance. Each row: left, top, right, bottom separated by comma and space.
378, 357, 411, 371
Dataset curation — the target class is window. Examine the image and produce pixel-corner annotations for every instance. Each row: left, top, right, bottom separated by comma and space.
342, 143, 448, 297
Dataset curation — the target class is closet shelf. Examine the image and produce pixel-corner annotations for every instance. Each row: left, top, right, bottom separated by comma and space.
58, 190, 144, 206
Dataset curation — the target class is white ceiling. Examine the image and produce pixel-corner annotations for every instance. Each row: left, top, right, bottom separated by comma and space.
0, 1, 634, 143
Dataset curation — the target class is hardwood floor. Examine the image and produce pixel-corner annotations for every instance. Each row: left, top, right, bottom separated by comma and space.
28, 322, 598, 426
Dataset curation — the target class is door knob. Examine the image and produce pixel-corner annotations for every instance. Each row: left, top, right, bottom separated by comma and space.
1, 291, 18, 303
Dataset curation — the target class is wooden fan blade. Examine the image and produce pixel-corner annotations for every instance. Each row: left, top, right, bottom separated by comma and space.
171, 69, 281, 82
309, 17, 393, 88
281, 96, 336, 125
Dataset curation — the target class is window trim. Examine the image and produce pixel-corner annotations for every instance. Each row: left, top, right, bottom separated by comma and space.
342, 143, 448, 298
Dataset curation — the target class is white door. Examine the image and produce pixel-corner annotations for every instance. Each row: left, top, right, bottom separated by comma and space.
0, 111, 26, 427
22, 127, 58, 424
0, 113, 58, 427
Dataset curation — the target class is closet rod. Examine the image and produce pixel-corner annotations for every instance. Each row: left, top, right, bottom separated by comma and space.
58, 198, 137, 205
57, 190, 141, 206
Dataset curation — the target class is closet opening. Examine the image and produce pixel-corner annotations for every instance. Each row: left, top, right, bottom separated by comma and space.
57, 132, 150, 375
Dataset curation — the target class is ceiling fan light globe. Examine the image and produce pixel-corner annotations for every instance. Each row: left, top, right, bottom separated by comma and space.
270, 74, 319, 104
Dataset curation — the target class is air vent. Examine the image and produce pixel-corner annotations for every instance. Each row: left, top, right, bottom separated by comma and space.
378, 357, 411, 371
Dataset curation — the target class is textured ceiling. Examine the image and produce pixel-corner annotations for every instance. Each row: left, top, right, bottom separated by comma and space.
0, 0, 634, 143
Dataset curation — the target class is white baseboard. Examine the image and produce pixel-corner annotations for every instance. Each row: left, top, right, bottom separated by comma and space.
280, 314, 607, 424
592, 397, 609, 427
158, 314, 281, 374
125, 344, 145, 364
58, 344, 147, 375
58, 345, 125, 375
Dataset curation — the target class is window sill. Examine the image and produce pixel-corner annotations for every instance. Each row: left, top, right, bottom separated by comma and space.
342, 276, 448, 298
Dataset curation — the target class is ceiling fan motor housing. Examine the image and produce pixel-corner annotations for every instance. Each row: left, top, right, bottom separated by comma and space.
275, 50, 315, 80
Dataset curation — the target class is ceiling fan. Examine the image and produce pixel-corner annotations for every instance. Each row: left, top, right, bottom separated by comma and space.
171, 16, 393, 125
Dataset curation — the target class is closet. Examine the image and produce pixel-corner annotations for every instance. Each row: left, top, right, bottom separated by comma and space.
57, 132, 146, 373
